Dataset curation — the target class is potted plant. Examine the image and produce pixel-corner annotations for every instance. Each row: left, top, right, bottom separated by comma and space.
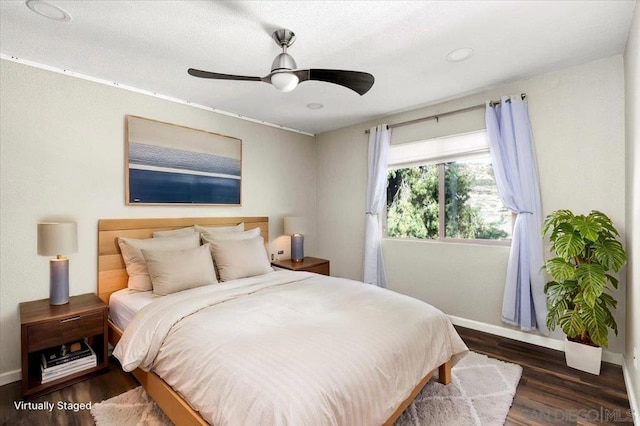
543, 209, 626, 374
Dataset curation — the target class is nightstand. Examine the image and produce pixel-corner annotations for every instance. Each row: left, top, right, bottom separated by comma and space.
19, 293, 109, 398
271, 257, 330, 276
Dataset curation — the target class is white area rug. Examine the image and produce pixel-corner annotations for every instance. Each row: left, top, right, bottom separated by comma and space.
92, 352, 521, 426
396, 351, 522, 426
91, 386, 172, 426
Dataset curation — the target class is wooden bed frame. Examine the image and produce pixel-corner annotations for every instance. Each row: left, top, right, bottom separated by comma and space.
97, 216, 452, 426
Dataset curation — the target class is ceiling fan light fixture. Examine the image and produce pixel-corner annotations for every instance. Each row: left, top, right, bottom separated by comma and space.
271, 72, 299, 93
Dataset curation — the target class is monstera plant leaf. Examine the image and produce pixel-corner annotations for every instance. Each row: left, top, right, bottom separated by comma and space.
594, 239, 626, 272
544, 257, 576, 282
571, 215, 600, 242
554, 231, 585, 259
575, 263, 607, 308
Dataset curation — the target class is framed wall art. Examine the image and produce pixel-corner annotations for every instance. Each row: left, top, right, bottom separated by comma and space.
125, 115, 242, 205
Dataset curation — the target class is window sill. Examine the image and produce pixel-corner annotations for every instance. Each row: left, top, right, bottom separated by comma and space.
383, 237, 511, 247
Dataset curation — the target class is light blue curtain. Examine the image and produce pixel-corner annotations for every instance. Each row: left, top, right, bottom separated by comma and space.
485, 96, 547, 333
363, 124, 390, 287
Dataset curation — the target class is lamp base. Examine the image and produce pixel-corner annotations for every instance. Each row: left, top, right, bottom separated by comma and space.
290, 234, 304, 263
50, 258, 69, 305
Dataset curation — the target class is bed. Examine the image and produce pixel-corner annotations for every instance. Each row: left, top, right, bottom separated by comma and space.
98, 216, 468, 425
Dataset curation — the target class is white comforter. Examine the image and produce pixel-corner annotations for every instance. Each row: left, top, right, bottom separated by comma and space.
113, 270, 468, 426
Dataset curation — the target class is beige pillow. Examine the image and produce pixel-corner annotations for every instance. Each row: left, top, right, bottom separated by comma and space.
118, 234, 200, 291
209, 236, 273, 282
195, 223, 244, 234
153, 226, 197, 238
142, 244, 216, 296
200, 227, 260, 242
200, 228, 262, 280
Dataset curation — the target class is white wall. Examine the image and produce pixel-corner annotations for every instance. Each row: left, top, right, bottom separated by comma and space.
0, 59, 317, 380
316, 56, 627, 355
624, 0, 640, 416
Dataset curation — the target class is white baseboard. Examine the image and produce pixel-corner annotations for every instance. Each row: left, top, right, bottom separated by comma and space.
448, 315, 623, 366
0, 369, 21, 386
622, 358, 639, 425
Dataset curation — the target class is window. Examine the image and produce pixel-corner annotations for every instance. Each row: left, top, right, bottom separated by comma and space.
386, 130, 512, 242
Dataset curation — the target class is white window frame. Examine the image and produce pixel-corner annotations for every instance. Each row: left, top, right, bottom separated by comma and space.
386, 130, 512, 246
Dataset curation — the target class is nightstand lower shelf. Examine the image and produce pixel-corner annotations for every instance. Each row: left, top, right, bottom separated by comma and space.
24, 360, 106, 398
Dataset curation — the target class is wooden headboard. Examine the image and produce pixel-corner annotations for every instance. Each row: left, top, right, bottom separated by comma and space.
97, 217, 269, 304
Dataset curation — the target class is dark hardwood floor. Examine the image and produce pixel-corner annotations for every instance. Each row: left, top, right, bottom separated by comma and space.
459, 327, 633, 426
0, 326, 632, 425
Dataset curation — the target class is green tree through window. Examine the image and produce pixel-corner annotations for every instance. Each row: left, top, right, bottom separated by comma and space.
387, 165, 440, 239
387, 159, 510, 241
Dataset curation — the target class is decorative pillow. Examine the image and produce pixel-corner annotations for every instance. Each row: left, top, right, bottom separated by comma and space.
195, 223, 244, 234
142, 244, 216, 296
200, 227, 260, 242
209, 236, 273, 282
118, 234, 200, 291
200, 228, 262, 280
152, 226, 198, 238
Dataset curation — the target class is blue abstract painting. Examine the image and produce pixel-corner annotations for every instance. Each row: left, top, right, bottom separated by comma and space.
126, 116, 242, 205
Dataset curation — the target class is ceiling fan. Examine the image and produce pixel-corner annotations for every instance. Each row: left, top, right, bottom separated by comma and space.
188, 29, 375, 96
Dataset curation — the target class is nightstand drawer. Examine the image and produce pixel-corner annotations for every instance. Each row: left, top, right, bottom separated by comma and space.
28, 312, 104, 352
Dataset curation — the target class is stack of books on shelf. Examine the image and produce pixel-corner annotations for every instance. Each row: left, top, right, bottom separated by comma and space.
40, 340, 97, 384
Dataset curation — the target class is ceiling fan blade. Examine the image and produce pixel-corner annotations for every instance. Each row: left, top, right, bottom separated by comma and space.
295, 69, 375, 95
187, 68, 265, 82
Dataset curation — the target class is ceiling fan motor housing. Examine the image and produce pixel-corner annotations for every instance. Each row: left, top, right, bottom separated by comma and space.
271, 52, 297, 72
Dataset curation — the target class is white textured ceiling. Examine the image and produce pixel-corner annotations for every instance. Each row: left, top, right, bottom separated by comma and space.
0, 0, 635, 134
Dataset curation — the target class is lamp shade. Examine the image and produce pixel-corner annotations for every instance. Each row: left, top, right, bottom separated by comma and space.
284, 216, 308, 236
37, 222, 78, 256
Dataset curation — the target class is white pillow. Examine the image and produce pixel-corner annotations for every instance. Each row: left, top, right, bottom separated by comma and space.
200, 227, 260, 242
195, 223, 244, 234
209, 236, 273, 282
142, 244, 216, 296
118, 234, 200, 291
153, 226, 198, 238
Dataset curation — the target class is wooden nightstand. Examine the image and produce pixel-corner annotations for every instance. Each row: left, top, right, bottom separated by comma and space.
271, 257, 330, 276
19, 293, 109, 398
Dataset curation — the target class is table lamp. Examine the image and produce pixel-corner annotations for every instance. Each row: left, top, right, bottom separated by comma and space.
284, 216, 307, 263
37, 222, 78, 305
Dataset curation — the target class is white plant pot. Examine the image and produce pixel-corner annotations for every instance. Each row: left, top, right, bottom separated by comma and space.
564, 338, 602, 375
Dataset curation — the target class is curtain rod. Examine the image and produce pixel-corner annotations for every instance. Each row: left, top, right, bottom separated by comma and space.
364, 93, 526, 134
